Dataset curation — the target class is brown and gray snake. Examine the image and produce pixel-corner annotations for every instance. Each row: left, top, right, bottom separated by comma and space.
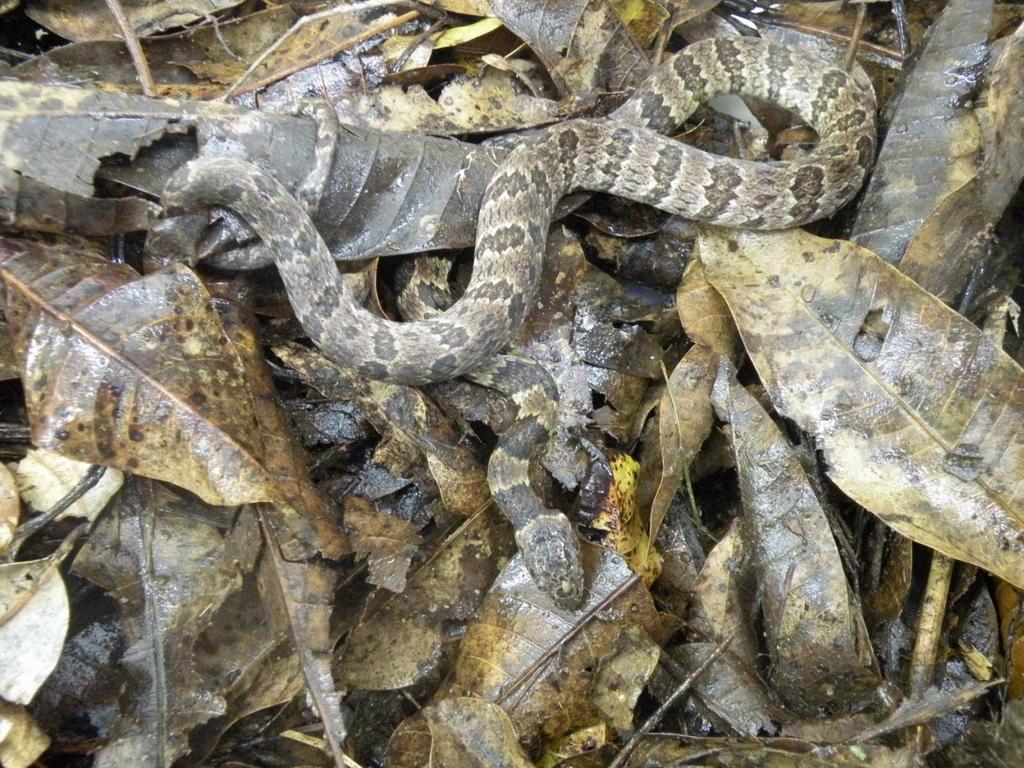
161, 37, 877, 607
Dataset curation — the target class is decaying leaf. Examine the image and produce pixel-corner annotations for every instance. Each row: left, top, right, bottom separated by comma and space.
850, 0, 992, 266
712, 361, 878, 714
900, 18, 1024, 301
15, 448, 123, 522
701, 228, 1024, 589
0, 238, 334, 525
646, 344, 716, 546
388, 545, 662, 760
26, 0, 247, 40
423, 697, 537, 768
274, 341, 490, 519
491, 0, 650, 98
335, 68, 563, 134
72, 480, 249, 767
0, 551, 69, 705
577, 448, 661, 584
340, 504, 515, 691
344, 496, 420, 593
258, 512, 348, 766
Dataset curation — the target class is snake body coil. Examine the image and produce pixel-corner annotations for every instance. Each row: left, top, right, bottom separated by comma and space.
162, 36, 876, 607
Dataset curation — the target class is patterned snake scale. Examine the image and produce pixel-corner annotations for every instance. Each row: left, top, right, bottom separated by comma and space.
161, 37, 876, 607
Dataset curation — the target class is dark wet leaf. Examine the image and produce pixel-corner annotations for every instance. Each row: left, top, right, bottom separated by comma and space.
712, 360, 878, 714
491, 0, 651, 99
72, 480, 249, 768
339, 504, 514, 691
850, 0, 992, 267
901, 18, 1024, 302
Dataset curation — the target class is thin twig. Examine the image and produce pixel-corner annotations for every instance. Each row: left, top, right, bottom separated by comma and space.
843, 2, 868, 72
4, 465, 107, 561
908, 553, 955, 696
890, 0, 911, 58
608, 634, 733, 768
104, 0, 156, 96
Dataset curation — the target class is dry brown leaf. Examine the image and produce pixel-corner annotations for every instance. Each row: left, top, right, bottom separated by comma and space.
712, 360, 878, 714
700, 228, 1024, 588
15, 448, 123, 522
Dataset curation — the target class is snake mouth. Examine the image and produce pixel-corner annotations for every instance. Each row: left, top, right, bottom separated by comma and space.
516, 514, 585, 609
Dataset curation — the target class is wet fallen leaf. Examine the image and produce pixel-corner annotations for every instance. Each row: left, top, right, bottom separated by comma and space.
850, 0, 991, 267
701, 228, 1024, 589
344, 496, 420, 593
258, 511, 348, 766
423, 697, 536, 768
900, 18, 1024, 302
0, 238, 328, 518
26, 0, 246, 40
339, 504, 514, 691
491, 0, 651, 98
72, 480, 249, 767
712, 360, 878, 714
394, 544, 662, 759
577, 448, 661, 585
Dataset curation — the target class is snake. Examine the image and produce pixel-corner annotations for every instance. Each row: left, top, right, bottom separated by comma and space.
160, 36, 876, 607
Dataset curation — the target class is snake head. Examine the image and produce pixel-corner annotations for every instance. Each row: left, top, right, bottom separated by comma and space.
516, 514, 585, 609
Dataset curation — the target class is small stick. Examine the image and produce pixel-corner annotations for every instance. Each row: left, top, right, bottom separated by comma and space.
608, 634, 733, 768
104, 0, 156, 96
843, 2, 868, 72
908, 553, 955, 695
4, 465, 107, 560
